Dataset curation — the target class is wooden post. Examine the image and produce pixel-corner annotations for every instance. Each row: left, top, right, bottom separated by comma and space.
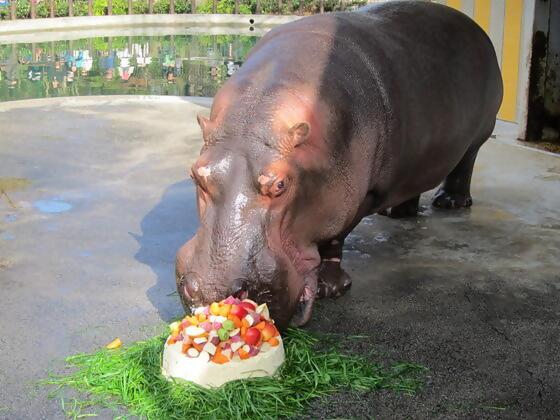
108, 0, 112, 15
212, 0, 216, 13
278, 0, 282, 13
298, 0, 302, 15
88, 0, 92, 15
170, 0, 174, 13
30, 0, 36, 18
68, 0, 73, 16
319, 0, 323, 13
256, 0, 260, 14
128, 0, 132, 14
10, 0, 16, 19
234, 0, 238, 14
148, 0, 153, 13
190, 0, 195, 13
50, 0, 55, 17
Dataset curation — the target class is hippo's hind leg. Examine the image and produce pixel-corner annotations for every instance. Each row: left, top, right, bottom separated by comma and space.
432, 145, 481, 209
316, 238, 352, 299
382, 195, 421, 218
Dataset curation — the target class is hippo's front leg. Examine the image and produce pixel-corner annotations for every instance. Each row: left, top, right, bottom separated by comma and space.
316, 239, 352, 298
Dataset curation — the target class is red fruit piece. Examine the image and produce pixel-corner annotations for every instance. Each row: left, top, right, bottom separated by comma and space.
261, 323, 277, 342
230, 305, 248, 319
240, 301, 256, 311
244, 327, 261, 345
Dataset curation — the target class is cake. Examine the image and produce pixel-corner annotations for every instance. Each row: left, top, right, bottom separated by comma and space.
161, 296, 285, 388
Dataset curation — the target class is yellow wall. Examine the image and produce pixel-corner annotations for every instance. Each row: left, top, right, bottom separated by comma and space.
499, 0, 523, 121
473, 0, 491, 33
438, 0, 525, 122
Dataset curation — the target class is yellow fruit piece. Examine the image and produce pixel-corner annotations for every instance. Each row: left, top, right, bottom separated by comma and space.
219, 304, 231, 317
106, 338, 122, 349
197, 313, 207, 322
186, 316, 199, 326
210, 302, 221, 315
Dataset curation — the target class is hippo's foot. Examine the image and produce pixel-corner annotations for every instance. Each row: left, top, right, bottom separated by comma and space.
316, 261, 352, 298
386, 195, 420, 218
432, 188, 473, 209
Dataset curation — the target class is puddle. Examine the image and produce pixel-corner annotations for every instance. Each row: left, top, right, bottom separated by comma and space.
34, 199, 73, 213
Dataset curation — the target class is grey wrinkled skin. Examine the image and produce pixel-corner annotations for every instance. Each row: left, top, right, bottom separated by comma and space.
175, 1, 503, 329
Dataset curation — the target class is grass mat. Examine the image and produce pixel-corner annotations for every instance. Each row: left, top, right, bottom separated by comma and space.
43, 328, 425, 419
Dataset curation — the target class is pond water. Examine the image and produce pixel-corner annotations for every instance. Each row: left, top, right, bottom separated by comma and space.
0, 34, 259, 102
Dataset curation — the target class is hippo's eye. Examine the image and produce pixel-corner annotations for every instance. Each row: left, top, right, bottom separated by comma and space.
271, 179, 286, 197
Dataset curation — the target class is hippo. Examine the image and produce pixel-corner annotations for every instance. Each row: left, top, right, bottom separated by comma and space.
175, 1, 503, 329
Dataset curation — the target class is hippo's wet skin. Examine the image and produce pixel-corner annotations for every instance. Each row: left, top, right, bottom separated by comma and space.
175, 1, 503, 329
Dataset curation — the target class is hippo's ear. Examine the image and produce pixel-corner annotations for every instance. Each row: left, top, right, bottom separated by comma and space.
197, 114, 214, 146
280, 122, 310, 154
288, 122, 310, 146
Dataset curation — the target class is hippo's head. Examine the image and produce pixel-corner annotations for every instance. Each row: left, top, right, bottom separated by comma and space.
175, 92, 340, 329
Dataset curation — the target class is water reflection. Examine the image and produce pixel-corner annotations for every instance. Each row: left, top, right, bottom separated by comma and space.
0, 34, 257, 102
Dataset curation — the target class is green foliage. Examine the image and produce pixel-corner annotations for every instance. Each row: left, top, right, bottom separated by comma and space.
173, 0, 191, 13
151, 0, 191, 14
8, 0, 365, 18
42, 328, 426, 418
132, 0, 147, 14
55, 0, 69, 17
255, 0, 289, 14
72, 0, 89, 16
16, 0, 30, 18
36, 0, 49, 17
197, 0, 250, 14
152, 0, 168, 13
92, 0, 127, 15
92, 0, 106, 14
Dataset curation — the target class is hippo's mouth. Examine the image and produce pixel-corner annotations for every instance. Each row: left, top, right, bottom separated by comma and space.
290, 276, 318, 327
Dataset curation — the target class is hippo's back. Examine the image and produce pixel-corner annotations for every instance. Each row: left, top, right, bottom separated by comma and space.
237, 1, 502, 204
249, 1, 502, 140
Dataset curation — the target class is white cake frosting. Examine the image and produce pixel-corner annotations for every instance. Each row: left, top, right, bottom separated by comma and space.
161, 336, 285, 388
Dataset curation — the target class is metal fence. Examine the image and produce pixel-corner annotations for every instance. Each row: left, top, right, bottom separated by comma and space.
0, 0, 366, 20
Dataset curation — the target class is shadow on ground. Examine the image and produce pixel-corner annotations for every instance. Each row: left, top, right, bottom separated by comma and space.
133, 180, 198, 321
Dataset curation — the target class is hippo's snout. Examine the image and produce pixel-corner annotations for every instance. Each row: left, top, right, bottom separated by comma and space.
179, 269, 248, 305
175, 231, 308, 329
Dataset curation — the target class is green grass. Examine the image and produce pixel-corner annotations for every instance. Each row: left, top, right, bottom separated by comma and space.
42, 328, 425, 419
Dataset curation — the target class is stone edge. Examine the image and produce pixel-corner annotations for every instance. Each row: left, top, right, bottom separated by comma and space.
0, 14, 300, 35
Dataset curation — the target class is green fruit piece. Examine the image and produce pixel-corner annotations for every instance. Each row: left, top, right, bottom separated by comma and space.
222, 320, 235, 331
218, 328, 230, 341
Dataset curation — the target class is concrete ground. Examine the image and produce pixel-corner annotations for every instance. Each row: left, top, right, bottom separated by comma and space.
0, 96, 559, 419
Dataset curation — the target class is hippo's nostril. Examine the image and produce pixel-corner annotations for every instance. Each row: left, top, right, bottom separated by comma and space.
231, 278, 248, 300
181, 274, 200, 301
